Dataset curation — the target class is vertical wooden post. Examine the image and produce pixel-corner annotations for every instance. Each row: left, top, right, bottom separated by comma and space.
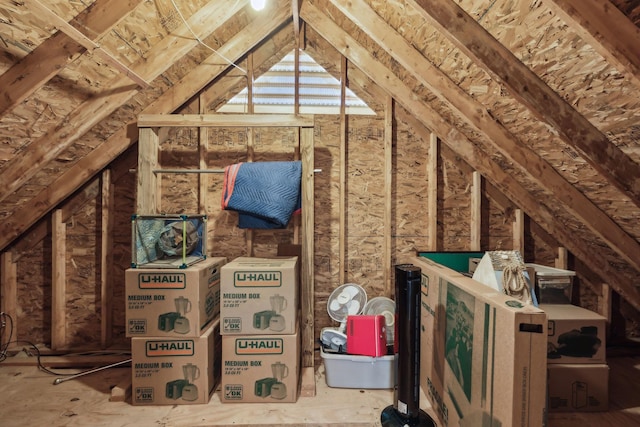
246, 53, 255, 256
292, 47, 302, 243
1, 251, 18, 340
51, 209, 66, 350
199, 94, 209, 215
555, 247, 568, 269
427, 133, 438, 251
100, 169, 114, 348
339, 55, 347, 285
300, 126, 315, 370
384, 96, 393, 296
470, 171, 482, 251
137, 127, 160, 214
600, 283, 612, 334
513, 208, 524, 253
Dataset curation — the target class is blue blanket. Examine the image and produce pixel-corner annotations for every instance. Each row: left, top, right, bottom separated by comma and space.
222, 161, 302, 229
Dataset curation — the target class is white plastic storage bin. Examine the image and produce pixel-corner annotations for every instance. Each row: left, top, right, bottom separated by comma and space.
321, 347, 395, 389
525, 263, 575, 304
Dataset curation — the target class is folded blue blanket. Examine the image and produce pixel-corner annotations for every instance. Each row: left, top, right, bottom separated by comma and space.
222, 161, 302, 229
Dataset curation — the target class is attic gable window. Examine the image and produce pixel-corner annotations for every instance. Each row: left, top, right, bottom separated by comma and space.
217, 49, 375, 115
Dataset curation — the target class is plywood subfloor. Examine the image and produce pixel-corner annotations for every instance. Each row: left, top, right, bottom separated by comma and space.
1, 356, 639, 426
0, 362, 433, 427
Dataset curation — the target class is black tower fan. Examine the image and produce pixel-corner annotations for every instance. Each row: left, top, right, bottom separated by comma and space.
381, 264, 436, 427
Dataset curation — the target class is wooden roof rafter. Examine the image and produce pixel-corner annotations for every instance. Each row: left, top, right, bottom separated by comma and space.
0, 0, 247, 205
300, 0, 640, 311
0, 0, 142, 116
409, 0, 640, 209
29, 0, 148, 88
0, 2, 292, 252
329, 0, 640, 274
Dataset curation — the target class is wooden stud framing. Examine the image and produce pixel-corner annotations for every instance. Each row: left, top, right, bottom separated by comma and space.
556, 247, 569, 270
137, 127, 160, 214
300, 125, 315, 370
339, 55, 347, 285
137, 114, 316, 372
384, 96, 393, 296
51, 209, 66, 350
199, 94, 209, 214
513, 208, 525, 253
246, 54, 255, 257
470, 171, 482, 251
100, 169, 114, 348
1, 251, 17, 340
427, 133, 438, 251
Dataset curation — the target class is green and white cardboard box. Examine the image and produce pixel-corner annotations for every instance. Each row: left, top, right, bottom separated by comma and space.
220, 325, 300, 403
131, 320, 221, 405
220, 256, 299, 335
125, 257, 225, 337
412, 256, 548, 427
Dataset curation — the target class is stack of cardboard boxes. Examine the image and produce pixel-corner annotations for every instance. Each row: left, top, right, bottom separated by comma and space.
125, 256, 226, 405
528, 264, 609, 413
542, 303, 609, 412
219, 256, 301, 403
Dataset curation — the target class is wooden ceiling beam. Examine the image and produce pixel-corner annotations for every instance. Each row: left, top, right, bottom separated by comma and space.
29, 0, 148, 88
544, 0, 640, 89
300, 0, 640, 311
0, 0, 141, 116
0, 0, 246, 205
291, 0, 301, 41
0, 3, 291, 252
409, 0, 640, 209
331, 0, 640, 273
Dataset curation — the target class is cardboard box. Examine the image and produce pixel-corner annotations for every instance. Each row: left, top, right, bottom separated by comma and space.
220, 256, 298, 335
126, 257, 226, 337
547, 363, 609, 412
541, 304, 607, 364
131, 320, 221, 405
413, 256, 547, 427
220, 326, 300, 403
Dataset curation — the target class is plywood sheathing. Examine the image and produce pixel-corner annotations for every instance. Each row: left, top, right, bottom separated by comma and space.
0, 0, 263, 222
328, 0, 640, 295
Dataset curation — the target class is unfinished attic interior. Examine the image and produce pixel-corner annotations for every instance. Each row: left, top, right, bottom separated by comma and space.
1, 0, 640, 425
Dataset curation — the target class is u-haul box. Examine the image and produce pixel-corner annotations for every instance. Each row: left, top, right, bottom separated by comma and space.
220, 256, 298, 335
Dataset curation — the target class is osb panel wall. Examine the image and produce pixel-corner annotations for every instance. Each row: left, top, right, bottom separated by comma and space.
12, 148, 136, 348
111, 151, 138, 345
16, 238, 51, 344
65, 200, 101, 347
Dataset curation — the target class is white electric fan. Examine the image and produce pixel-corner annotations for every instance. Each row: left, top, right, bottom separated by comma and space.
363, 296, 396, 347
321, 283, 367, 352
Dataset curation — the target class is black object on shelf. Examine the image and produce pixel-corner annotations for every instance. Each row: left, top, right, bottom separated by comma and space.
381, 264, 436, 427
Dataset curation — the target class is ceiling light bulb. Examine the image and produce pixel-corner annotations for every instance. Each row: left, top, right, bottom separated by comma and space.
251, 0, 266, 10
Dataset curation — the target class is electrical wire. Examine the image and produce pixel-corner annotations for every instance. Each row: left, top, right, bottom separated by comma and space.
0, 312, 68, 376
169, 0, 247, 75
0, 312, 130, 378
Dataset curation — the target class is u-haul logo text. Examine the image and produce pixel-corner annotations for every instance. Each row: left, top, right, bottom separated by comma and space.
235, 338, 283, 355
234, 271, 281, 287
138, 273, 186, 290
146, 340, 194, 357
